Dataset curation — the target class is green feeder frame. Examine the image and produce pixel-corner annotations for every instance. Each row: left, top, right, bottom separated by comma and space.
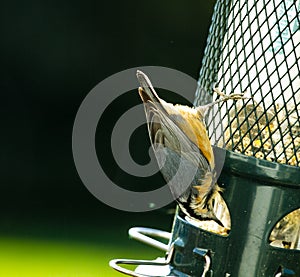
110, 0, 300, 276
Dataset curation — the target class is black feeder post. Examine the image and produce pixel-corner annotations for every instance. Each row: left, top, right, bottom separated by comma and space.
110, 0, 300, 276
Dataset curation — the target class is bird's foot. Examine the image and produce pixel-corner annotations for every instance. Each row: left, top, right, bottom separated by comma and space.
213, 87, 250, 101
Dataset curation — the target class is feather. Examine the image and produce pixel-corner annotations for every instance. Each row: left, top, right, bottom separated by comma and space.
137, 70, 223, 225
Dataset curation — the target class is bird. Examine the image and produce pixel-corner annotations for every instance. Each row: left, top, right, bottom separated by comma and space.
136, 70, 244, 232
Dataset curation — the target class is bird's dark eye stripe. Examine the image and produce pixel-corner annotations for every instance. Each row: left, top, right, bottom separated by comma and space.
180, 200, 206, 220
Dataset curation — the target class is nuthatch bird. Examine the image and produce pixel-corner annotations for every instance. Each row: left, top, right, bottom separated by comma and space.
137, 70, 244, 229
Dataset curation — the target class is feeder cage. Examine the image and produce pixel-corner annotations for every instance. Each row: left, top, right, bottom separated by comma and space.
110, 0, 300, 276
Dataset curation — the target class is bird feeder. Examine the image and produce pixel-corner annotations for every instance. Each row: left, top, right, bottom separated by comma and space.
110, 0, 300, 276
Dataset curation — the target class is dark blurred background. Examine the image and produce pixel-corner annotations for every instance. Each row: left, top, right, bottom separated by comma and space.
0, 1, 215, 275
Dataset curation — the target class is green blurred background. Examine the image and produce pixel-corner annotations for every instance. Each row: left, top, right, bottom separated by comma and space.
0, 1, 215, 276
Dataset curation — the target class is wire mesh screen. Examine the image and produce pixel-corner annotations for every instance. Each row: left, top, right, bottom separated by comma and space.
194, 0, 300, 166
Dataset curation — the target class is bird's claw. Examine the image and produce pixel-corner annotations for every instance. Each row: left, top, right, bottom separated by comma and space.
213, 87, 250, 101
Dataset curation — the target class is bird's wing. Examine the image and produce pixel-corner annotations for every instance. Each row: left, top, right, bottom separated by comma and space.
145, 102, 214, 202
137, 70, 216, 204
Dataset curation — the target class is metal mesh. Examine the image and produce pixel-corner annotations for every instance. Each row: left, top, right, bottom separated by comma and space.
194, 0, 300, 166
